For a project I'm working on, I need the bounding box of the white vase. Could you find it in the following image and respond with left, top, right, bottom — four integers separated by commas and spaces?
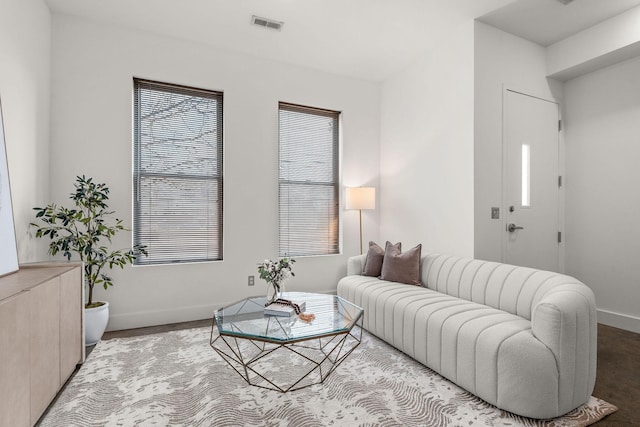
85, 301, 109, 346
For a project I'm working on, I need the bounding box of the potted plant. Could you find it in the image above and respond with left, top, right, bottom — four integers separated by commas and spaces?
31, 175, 147, 345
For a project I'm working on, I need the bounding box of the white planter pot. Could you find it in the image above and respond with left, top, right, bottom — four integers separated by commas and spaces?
85, 301, 109, 346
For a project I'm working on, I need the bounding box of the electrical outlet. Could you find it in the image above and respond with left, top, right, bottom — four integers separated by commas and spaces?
248, 276, 255, 286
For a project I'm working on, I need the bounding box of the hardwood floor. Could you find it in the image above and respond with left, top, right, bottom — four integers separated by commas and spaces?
103, 319, 212, 339
592, 324, 640, 426
93, 321, 639, 425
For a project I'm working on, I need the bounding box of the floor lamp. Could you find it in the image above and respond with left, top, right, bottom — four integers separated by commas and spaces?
345, 187, 376, 254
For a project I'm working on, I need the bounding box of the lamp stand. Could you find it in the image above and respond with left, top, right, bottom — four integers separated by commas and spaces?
345, 186, 375, 255
359, 209, 363, 255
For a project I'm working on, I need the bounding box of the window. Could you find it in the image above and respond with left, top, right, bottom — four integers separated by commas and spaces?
521, 143, 530, 207
133, 79, 223, 265
278, 102, 340, 257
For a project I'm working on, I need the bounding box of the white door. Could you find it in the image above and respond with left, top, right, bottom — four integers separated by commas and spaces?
503, 90, 560, 272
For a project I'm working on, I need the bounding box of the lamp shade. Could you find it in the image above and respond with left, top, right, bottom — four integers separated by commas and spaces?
345, 187, 375, 210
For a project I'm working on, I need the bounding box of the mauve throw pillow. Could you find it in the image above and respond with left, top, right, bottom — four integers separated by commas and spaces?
380, 242, 422, 285
362, 241, 401, 277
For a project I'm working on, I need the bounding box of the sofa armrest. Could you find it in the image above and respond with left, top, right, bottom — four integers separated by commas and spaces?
531, 284, 597, 410
347, 254, 367, 276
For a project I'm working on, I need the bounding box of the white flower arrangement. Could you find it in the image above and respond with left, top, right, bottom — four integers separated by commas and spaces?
257, 257, 296, 295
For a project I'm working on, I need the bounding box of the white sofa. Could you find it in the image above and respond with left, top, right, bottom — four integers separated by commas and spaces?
337, 253, 597, 419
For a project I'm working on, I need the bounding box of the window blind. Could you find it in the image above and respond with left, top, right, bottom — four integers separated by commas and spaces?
133, 79, 223, 265
278, 102, 340, 257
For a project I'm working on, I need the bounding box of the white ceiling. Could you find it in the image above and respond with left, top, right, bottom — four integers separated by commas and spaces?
44, 0, 640, 82
478, 0, 640, 47
43, 0, 512, 82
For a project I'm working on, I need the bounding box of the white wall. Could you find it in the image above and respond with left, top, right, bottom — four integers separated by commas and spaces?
564, 56, 640, 333
379, 21, 475, 257
475, 22, 640, 333
547, 5, 640, 81
0, 0, 51, 262
474, 22, 563, 264
49, 14, 380, 330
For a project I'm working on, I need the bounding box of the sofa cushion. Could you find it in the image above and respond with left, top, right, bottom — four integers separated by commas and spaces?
380, 242, 421, 285
362, 241, 400, 277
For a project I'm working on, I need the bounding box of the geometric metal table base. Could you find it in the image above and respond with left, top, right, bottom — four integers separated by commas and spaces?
210, 320, 363, 392
209, 293, 364, 393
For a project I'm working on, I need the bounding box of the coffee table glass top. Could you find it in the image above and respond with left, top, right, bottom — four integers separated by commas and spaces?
214, 292, 363, 343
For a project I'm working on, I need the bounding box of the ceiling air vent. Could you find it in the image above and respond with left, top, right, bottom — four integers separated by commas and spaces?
251, 15, 284, 31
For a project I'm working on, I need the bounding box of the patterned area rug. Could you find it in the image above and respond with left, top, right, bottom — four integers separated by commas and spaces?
41, 327, 616, 426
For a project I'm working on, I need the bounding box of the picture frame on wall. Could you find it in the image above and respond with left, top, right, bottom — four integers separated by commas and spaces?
0, 99, 19, 277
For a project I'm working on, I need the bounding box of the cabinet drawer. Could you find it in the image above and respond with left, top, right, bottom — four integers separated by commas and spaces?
60, 267, 83, 382
30, 277, 61, 425
0, 291, 31, 427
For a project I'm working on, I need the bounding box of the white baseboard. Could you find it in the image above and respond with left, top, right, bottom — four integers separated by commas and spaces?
106, 303, 216, 332
597, 309, 640, 334
105, 290, 338, 332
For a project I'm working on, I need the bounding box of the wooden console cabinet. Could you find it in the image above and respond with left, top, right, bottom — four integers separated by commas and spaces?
0, 263, 84, 426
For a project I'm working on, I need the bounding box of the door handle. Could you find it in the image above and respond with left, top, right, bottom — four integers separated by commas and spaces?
507, 223, 524, 232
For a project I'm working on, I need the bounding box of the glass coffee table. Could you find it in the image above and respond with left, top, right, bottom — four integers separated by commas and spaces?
210, 292, 363, 392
